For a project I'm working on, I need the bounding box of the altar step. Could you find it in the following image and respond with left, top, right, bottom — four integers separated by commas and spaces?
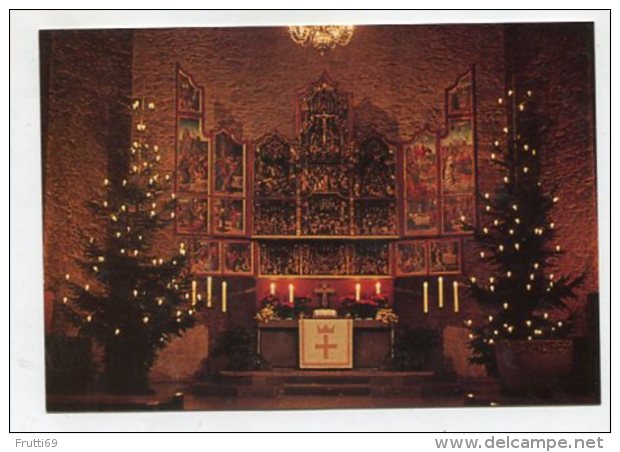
192, 370, 462, 398
283, 383, 371, 396
271, 375, 372, 385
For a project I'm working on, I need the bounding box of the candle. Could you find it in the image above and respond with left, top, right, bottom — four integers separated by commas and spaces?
423, 281, 429, 314
438, 277, 444, 309
269, 282, 276, 296
222, 281, 227, 313
355, 283, 361, 301
191, 280, 197, 306
206, 276, 212, 308
288, 283, 294, 304
375, 282, 381, 295
453, 281, 460, 313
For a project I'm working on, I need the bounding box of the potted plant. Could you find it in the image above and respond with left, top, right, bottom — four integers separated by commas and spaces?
293, 296, 312, 318
355, 298, 380, 319
209, 328, 264, 372
389, 327, 438, 371
465, 87, 582, 393
256, 295, 318, 321
338, 296, 356, 318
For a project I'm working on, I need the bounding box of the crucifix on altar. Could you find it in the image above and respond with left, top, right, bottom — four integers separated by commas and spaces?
314, 283, 335, 309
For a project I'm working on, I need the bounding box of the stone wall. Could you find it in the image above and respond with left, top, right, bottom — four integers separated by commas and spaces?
132, 25, 506, 143
41, 30, 134, 333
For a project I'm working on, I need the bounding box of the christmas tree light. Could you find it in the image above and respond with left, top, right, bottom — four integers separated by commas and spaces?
462, 86, 583, 374
60, 97, 199, 394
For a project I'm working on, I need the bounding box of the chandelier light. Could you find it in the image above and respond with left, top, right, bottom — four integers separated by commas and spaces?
288, 25, 355, 54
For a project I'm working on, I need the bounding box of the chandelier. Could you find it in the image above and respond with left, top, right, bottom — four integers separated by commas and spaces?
288, 25, 355, 54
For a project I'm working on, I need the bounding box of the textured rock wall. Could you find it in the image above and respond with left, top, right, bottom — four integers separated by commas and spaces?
42, 30, 133, 333
132, 24, 506, 150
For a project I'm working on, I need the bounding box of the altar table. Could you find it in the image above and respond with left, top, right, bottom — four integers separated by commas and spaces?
258, 319, 393, 369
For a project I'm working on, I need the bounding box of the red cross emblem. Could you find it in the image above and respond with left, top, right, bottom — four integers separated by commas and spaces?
315, 325, 338, 359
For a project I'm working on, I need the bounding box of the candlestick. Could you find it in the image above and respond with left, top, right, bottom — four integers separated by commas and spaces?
191, 280, 197, 306
355, 283, 361, 301
270, 282, 276, 296
438, 277, 444, 309
288, 283, 294, 304
375, 282, 381, 295
453, 281, 460, 313
222, 281, 227, 313
423, 281, 429, 314
207, 276, 212, 308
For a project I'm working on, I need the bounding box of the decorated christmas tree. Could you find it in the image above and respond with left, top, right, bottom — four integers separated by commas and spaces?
465, 87, 583, 374
61, 98, 198, 393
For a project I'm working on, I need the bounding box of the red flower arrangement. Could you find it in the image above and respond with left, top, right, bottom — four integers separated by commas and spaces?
338, 293, 389, 319
257, 294, 312, 320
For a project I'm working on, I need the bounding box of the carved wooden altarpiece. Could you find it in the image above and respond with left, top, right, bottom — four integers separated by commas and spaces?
174, 67, 476, 280
255, 75, 398, 278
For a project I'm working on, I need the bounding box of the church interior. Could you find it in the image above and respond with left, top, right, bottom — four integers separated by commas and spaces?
41, 23, 601, 411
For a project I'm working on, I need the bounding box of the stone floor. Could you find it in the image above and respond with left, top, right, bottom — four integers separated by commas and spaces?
153, 378, 466, 410
46, 376, 600, 412
183, 395, 464, 410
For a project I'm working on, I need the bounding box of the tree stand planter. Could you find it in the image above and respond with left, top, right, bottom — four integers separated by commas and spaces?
104, 362, 152, 395
495, 339, 573, 394
103, 342, 154, 395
